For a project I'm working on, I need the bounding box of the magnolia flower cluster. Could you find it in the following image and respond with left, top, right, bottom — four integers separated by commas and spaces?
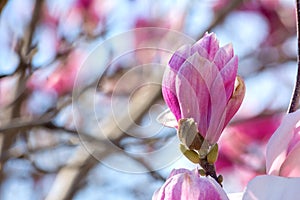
155, 32, 300, 199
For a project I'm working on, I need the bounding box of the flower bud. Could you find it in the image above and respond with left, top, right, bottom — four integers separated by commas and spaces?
179, 144, 200, 164
162, 32, 245, 144
207, 143, 219, 164
152, 168, 229, 200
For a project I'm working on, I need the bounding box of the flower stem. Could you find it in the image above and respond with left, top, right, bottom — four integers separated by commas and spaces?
199, 158, 222, 187
288, 0, 300, 113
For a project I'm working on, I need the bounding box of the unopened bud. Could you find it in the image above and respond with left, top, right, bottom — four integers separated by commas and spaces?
178, 118, 203, 150
217, 175, 223, 184
180, 144, 200, 164
207, 143, 219, 164
198, 169, 206, 176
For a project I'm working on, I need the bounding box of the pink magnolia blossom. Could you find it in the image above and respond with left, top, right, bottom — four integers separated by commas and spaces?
242, 110, 300, 199
161, 33, 245, 144
152, 168, 229, 200
266, 109, 300, 177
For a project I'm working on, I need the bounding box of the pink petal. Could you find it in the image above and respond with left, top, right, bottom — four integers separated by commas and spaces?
175, 53, 212, 135
169, 168, 191, 177
243, 175, 300, 200
181, 175, 229, 200
219, 56, 238, 101
213, 44, 234, 71
162, 68, 182, 120
191, 44, 209, 59
224, 76, 245, 127
204, 177, 229, 200
162, 45, 192, 120
280, 141, 300, 177
266, 109, 300, 175
169, 44, 192, 71
205, 61, 229, 144
192, 33, 219, 61
207, 105, 227, 144
201, 56, 241, 144
153, 169, 229, 200
153, 173, 182, 200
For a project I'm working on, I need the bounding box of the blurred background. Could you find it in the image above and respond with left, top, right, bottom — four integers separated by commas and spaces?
0, 0, 297, 199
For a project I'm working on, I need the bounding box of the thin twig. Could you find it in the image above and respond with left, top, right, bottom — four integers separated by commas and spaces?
122, 151, 166, 181
21, 0, 43, 61
0, 0, 8, 15
0, 98, 72, 133
0, 0, 45, 185
45, 72, 163, 200
288, 0, 300, 113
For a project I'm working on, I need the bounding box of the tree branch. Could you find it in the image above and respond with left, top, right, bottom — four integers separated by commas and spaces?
45, 71, 163, 200
21, 0, 43, 62
288, 0, 300, 113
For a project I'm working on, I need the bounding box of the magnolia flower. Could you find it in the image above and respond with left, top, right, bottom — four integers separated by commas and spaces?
160, 33, 245, 144
243, 109, 300, 200
152, 168, 229, 200
215, 114, 282, 186
266, 109, 300, 177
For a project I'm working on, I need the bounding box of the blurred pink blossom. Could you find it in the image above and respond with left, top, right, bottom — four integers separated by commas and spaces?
74, 0, 103, 30
214, 0, 295, 46
27, 50, 86, 96
216, 114, 282, 172
65, 0, 112, 35
134, 17, 171, 64
152, 168, 229, 200
215, 114, 282, 188
161, 33, 245, 144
